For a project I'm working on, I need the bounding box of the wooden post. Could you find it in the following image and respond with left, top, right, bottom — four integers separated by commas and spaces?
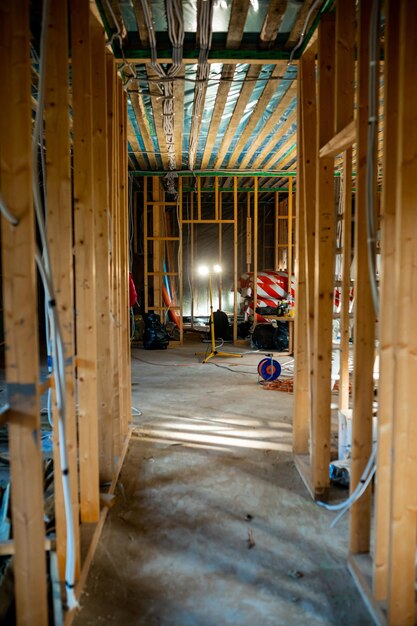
246, 192, 252, 272
335, 0, 355, 413
152, 177, 162, 316
107, 56, 122, 461
350, 0, 376, 553
197, 176, 202, 221
253, 177, 258, 326
274, 192, 279, 270
143, 177, 149, 313
300, 49, 317, 403
233, 177, 238, 342
373, 0, 400, 599
70, 0, 100, 522
338, 151, 352, 413
45, 0, 80, 580
293, 67, 310, 455
90, 14, 113, 482
217, 177, 222, 308
0, 2, 48, 622
287, 178, 293, 278
190, 191, 194, 327
387, 1, 417, 622
311, 13, 336, 499
121, 90, 131, 435
179, 178, 184, 343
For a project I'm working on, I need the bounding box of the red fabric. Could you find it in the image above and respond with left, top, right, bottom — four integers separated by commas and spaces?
129, 273, 137, 307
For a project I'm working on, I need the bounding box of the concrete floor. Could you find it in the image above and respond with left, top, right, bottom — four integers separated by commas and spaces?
74, 340, 372, 626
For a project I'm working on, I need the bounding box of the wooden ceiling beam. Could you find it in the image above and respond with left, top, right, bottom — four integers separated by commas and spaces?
285, 0, 321, 50
214, 64, 261, 167
239, 80, 297, 168
129, 80, 158, 169
251, 109, 296, 169
146, 66, 170, 169
259, 0, 288, 49
259, 120, 296, 171
131, 0, 151, 48
200, 64, 235, 169
226, 62, 287, 168
226, 0, 251, 49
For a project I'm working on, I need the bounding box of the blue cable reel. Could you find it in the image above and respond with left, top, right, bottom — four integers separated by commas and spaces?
257, 356, 281, 382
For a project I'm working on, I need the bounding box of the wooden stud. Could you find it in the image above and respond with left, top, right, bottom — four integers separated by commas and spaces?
293, 58, 310, 456
334, 0, 355, 134
218, 178, 223, 308
247, 193, 252, 271
350, 0, 376, 553
71, 0, 100, 523
253, 177, 258, 326
311, 13, 336, 499
90, 14, 114, 483
152, 177, 163, 316
107, 55, 122, 461
144, 178, 149, 312
334, 0, 355, 415
0, 2, 48, 622
300, 49, 317, 404
233, 177, 238, 342
44, 0, 80, 580
179, 178, 184, 344
274, 192, 279, 270
338, 150, 352, 413
387, 1, 417, 622
373, 0, 400, 601
122, 90, 132, 435
287, 178, 293, 277
197, 177, 202, 221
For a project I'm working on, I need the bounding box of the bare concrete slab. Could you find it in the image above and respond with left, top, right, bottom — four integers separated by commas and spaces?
74, 343, 373, 626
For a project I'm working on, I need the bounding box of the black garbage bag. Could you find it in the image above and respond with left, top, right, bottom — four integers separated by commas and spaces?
237, 320, 252, 339
213, 309, 232, 340
143, 312, 169, 350
273, 322, 289, 351
251, 324, 275, 349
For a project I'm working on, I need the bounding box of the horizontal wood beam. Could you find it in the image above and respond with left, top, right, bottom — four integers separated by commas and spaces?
319, 119, 356, 158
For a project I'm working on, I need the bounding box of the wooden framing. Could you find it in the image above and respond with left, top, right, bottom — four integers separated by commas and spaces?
71, 0, 100, 523
293, 1, 417, 624
44, 0, 80, 580
0, 2, 48, 622
0, 1, 133, 619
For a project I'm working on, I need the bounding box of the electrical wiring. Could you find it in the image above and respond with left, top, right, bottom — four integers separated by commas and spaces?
32, 0, 78, 610
318, 0, 381, 526
0, 192, 19, 226
366, 0, 381, 316
288, 0, 324, 66
140, 0, 185, 175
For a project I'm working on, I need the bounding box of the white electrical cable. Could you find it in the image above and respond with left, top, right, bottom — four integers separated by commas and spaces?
0, 192, 19, 226
288, 0, 324, 66
366, 0, 380, 316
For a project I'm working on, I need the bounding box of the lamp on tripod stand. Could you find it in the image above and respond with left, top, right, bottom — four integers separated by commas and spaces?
196, 264, 242, 363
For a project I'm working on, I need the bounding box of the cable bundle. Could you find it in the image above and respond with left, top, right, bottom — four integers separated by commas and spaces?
140, 0, 185, 174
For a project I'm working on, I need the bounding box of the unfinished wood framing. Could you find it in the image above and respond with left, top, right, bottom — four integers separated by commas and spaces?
311, 13, 336, 499
0, 2, 133, 620
0, 2, 49, 622
44, 0, 80, 580
349, 0, 376, 555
